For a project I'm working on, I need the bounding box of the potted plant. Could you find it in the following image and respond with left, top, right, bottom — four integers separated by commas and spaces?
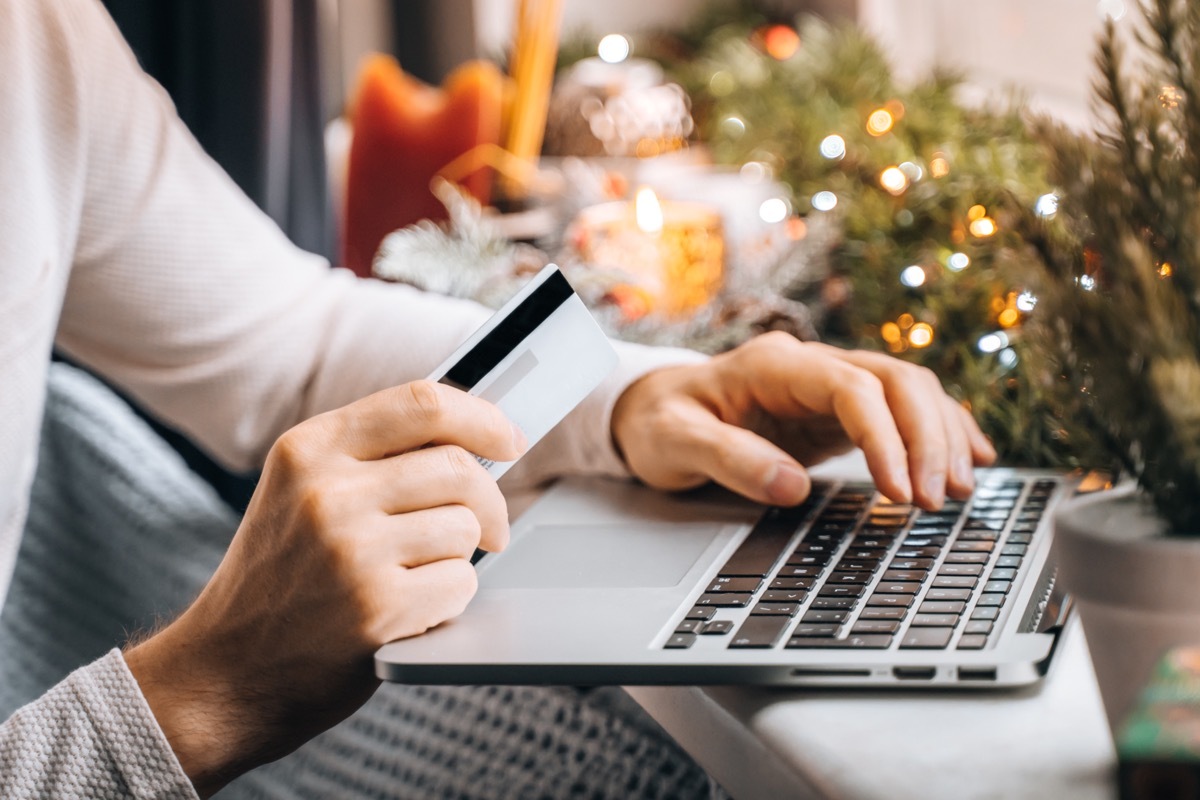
1023, 0, 1200, 731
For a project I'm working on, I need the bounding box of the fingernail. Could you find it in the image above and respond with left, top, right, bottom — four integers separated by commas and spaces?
511, 423, 528, 454
924, 472, 946, 509
953, 455, 974, 488
765, 462, 808, 505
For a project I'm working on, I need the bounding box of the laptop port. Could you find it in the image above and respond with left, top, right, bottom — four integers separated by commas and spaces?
957, 667, 998, 682
892, 666, 937, 680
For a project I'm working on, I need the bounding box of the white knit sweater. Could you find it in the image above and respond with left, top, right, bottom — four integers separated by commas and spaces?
0, 1, 697, 795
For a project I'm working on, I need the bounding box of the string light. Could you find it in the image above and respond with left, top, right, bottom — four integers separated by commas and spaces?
763, 25, 801, 60
898, 161, 923, 182
759, 197, 789, 224
900, 265, 927, 287
1035, 193, 1059, 218
908, 323, 934, 348
881, 322, 901, 344
1098, 0, 1127, 21
1016, 291, 1038, 311
709, 70, 735, 96
812, 191, 838, 211
820, 134, 846, 160
898, 313, 915, 328
867, 108, 895, 136
947, 252, 970, 271
929, 152, 950, 178
1077, 274, 1097, 291
978, 332, 1007, 353
598, 34, 631, 64
720, 115, 746, 137
970, 216, 997, 237
1159, 262, 1174, 277
998, 308, 1019, 328
998, 348, 1019, 369
968, 205, 986, 221
880, 166, 909, 195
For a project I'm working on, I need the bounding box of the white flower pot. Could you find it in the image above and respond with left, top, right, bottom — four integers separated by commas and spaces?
1052, 484, 1200, 733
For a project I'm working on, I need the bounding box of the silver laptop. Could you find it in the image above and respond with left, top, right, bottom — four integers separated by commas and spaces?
376, 468, 1079, 688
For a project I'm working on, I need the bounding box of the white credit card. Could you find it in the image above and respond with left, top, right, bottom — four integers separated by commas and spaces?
427, 265, 619, 479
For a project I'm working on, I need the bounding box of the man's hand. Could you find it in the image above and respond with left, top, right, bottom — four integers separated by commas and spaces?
612, 333, 996, 510
124, 381, 526, 797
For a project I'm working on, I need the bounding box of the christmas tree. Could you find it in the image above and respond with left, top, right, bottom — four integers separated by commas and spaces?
663, 10, 1083, 466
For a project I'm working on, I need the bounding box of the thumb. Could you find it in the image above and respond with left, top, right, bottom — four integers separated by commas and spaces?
677, 409, 812, 506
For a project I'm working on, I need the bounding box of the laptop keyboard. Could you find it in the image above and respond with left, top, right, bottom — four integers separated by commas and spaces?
664, 475, 1057, 652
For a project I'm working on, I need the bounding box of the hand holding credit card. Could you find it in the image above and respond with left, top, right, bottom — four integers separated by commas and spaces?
426, 265, 619, 479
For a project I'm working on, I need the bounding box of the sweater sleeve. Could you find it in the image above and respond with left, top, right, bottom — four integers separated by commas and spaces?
48, 0, 703, 483
0, 650, 197, 799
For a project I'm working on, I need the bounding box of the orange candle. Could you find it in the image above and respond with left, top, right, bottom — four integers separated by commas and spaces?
343, 55, 505, 277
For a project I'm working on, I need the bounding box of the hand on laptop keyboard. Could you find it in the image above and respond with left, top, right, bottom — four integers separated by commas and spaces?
611, 333, 997, 511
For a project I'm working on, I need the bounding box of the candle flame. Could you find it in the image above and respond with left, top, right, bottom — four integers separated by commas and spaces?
635, 187, 664, 233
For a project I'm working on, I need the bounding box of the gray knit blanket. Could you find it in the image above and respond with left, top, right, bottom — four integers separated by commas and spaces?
0, 364, 721, 799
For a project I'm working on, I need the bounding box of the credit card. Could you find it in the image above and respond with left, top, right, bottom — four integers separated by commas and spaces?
426, 265, 619, 479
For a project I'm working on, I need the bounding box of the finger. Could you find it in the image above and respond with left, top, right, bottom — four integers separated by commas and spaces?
818, 349, 952, 508
367, 445, 510, 551
733, 339, 913, 503
379, 558, 478, 643
322, 380, 528, 462
385, 504, 483, 567
954, 401, 998, 465
669, 402, 812, 505
940, 395, 975, 500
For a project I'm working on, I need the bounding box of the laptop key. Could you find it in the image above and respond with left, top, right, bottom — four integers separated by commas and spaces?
675, 620, 703, 634
964, 619, 994, 634
983, 580, 1012, 594
664, 633, 696, 649
827, 571, 873, 585
989, 567, 1018, 581
706, 577, 763, 594
859, 606, 907, 620
911, 613, 960, 627
786, 634, 893, 649
770, 577, 816, 590
751, 603, 801, 616
919, 600, 966, 614
729, 615, 791, 648
695, 592, 753, 607
761, 590, 807, 603
925, 588, 972, 601
970, 606, 1001, 621
811, 596, 858, 610
938, 563, 984, 577
1000, 543, 1029, 557
685, 606, 716, 621
852, 619, 901, 634
875, 581, 922, 595
957, 634, 988, 650
943, 552, 989, 564
889, 558, 935, 570
786, 553, 830, 567
803, 609, 849, 624
866, 593, 914, 608
894, 547, 942, 559
932, 575, 978, 588
700, 620, 734, 635
778, 565, 824, 579
951, 540, 995, 553
994, 555, 1023, 569
819, 584, 866, 598
899, 627, 954, 649
976, 593, 1007, 607
837, 559, 882, 572
791, 623, 841, 637
882, 569, 927, 583
718, 510, 800, 577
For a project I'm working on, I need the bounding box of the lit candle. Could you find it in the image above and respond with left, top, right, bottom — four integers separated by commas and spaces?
342, 55, 505, 277
570, 187, 725, 317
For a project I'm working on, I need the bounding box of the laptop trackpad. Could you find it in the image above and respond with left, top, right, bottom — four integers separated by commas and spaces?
482, 523, 723, 589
